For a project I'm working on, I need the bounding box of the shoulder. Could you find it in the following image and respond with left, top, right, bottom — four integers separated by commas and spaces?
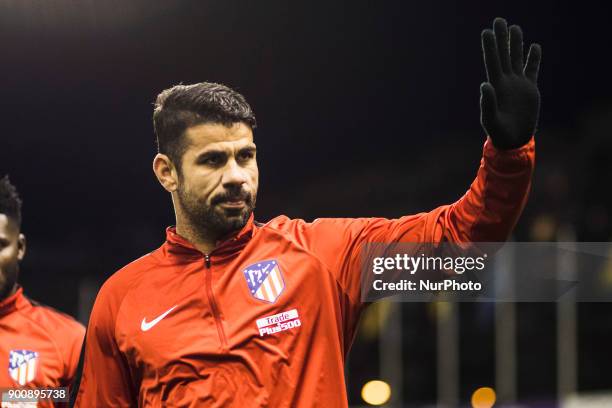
261, 215, 393, 236
257, 216, 323, 242
26, 299, 85, 341
260, 215, 305, 231
90, 249, 162, 325
98, 250, 160, 302
21, 297, 86, 370
261, 215, 362, 232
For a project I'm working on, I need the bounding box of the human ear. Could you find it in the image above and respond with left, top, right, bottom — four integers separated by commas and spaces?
153, 154, 179, 193
17, 233, 26, 261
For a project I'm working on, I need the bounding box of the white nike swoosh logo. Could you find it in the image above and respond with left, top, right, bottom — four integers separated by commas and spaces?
141, 305, 178, 332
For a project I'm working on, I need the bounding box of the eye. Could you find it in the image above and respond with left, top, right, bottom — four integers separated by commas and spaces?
199, 153, 225, 167
238, 149, 255, 162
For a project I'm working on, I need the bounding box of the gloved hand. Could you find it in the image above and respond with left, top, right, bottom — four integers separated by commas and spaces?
480, 18, 542, 150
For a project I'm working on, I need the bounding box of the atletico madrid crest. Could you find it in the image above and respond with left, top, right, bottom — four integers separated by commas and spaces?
8, 350, 38, 386
243, 259, 285, 303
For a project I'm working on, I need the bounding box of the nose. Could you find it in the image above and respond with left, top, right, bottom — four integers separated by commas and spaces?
221, 159, 248, 188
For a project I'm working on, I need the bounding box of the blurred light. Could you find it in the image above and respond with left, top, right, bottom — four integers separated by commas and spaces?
359, 301, 391, 340
529, 214, 557, 241
428, 302, 453, 320
471, 386, 496, 408
601, 246, 612, 287
361, 380, 391, 406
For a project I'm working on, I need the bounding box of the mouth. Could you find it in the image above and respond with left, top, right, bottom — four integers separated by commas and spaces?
217, 199, 246, 209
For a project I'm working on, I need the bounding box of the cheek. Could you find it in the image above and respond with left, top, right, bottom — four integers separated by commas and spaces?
248, 166, 259, 188
182, 171, 219, 196
0, 247, 18, 268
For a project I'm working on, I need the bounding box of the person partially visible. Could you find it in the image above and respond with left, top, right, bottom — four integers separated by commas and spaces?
0, 176, 85, 407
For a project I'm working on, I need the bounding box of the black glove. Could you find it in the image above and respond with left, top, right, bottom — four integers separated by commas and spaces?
480, 18, 542, 150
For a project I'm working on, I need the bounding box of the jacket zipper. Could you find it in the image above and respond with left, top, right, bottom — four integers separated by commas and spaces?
204, 254, 229, 351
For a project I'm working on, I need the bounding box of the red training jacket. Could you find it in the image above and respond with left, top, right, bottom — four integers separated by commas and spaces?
76, 137, 535, 407
0, 286, 85, 407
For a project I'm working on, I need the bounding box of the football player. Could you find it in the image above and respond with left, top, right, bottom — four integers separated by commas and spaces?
76, 17, 540, 407
0, 176, 85, 407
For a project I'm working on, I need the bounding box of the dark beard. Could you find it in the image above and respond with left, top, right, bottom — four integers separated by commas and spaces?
177, 185, 256, 239
0, 261, 19, 302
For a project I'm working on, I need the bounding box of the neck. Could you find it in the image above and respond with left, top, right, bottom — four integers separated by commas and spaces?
0, 283, 18, 303
172, 194, 218, 254
175, 220, 218, 255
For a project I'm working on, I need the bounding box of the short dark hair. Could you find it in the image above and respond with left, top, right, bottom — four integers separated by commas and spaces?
153, 82, 257, 166
0, 175, 22, 228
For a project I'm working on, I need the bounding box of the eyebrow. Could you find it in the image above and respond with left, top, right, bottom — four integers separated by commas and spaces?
238, 145, 257, 154
196, 144, 257, 158
196, 149, 225, 159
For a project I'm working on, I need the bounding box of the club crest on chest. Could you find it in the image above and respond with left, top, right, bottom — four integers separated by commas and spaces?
243, 259, 285, 303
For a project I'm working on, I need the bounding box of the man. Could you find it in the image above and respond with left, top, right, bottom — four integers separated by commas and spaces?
0, 176, 85, 407
76, 18, 540, 407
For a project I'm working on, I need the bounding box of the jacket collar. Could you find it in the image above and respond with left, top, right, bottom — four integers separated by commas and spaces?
164, 213, 256, 258
0, 285, 30, 318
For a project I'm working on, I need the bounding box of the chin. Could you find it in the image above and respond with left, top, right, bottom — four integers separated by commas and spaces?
226, 212, 250, 226
215, 209, 250, 229
218, 205, 250, 219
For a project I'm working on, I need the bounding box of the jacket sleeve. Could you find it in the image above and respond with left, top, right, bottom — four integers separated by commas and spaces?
61, 321, 85, 388
294, 137, 535, 338
74, 281, 137, 407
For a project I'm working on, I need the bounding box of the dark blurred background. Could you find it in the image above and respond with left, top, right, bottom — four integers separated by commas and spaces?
0, 1, 610, 406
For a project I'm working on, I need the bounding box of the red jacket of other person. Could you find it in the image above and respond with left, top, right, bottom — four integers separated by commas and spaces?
0, 286, 85, 408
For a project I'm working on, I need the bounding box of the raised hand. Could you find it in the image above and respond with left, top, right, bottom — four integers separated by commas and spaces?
480, 18, 541, 150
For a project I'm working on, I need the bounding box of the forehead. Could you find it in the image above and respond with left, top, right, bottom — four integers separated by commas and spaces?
0, 214, 18, 239
183, 122, 254, 152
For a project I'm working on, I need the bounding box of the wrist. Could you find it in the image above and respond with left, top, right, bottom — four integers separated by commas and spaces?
485, 135, 535, 161
489, 134, 534, 150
